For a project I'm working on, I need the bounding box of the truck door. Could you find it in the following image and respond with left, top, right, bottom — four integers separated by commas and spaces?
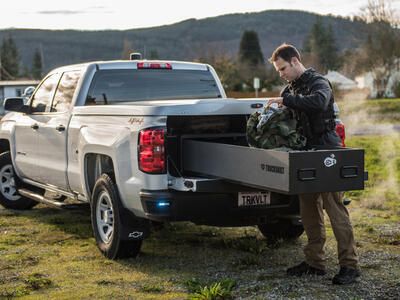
14, 71, 81, 190
13, 73, 61, 183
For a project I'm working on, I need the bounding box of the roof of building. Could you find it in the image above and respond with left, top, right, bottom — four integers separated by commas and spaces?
325, 71, 357, 88
0, 80, 40, 87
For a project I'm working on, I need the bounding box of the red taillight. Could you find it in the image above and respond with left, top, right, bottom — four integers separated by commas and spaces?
138, 128, 166, 173
137, 62, 172, 69
335, 123, 346, 147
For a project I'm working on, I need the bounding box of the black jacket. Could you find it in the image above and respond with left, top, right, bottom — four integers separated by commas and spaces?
281, 68, 341, 148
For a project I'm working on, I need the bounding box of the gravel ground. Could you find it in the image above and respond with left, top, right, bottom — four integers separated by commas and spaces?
144, 222, 400, 300
232, 249, 400, 299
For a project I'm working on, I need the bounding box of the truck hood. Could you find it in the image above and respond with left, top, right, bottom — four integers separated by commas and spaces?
72, 98, 267, 116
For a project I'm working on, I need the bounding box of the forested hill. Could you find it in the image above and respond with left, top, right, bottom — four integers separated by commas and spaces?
0, 10, 371, 73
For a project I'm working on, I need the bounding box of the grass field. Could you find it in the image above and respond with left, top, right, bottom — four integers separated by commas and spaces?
339, 96, 400, 124
366, 98, 400, 122
1, 98, 400, 299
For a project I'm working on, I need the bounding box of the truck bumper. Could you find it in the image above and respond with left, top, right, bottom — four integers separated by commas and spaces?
140, 189, 300, 226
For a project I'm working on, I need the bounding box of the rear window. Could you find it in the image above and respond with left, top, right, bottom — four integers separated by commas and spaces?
86, 69, 221, 105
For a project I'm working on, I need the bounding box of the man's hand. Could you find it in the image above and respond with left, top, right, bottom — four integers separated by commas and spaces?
267, 97, 284, 107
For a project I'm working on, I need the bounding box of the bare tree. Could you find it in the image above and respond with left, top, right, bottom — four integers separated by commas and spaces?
358, 0, 400, 97
360, 0, 399, 27
121, 39, 135, 60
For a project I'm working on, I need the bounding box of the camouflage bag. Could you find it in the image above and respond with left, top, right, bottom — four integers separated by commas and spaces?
246, 106, 307, 150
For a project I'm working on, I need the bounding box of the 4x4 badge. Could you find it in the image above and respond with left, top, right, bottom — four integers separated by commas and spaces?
324, 154, 337, 167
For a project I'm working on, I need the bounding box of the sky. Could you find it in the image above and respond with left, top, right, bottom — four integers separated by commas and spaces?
2, 0, 400, 30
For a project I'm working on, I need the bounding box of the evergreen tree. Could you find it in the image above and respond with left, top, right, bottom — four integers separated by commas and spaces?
0, 35, 20, 79
303, 17, 324, 54
303, 18, 340, 72
236, 30, 267, 91
321, 25, 341, 71
238, 30, 264, 66
31, 49, 43, 80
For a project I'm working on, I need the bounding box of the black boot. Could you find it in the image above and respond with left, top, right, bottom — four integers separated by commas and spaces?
287, 261, 326, 276
332, 266, 361, 285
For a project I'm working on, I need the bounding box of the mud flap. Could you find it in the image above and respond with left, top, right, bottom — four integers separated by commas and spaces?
118, 203, 151, 241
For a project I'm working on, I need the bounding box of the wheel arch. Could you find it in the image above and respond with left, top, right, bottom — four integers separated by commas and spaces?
0, 139, 10, 154
84, 153, 115, 201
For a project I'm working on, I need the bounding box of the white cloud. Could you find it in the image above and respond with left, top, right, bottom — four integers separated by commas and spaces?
37, 10, 86, 15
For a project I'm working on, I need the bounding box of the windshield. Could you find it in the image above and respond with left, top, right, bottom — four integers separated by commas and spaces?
86, 69, 222, 105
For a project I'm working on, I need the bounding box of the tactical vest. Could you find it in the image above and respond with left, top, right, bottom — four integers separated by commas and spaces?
247, 107, 307, 150
289, 74, 336, 144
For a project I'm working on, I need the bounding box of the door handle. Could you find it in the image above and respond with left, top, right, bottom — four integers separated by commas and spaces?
56, 125, 66, 132
31, 123, 39, 130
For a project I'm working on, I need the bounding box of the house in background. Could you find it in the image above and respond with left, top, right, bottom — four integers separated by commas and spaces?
0, 80, 39, 117
324, 71, 357, 90
0, 80, 39, 101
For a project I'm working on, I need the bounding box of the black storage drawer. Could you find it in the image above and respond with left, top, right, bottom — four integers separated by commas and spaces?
183, 140, 365, 194
288, 148, 365, 194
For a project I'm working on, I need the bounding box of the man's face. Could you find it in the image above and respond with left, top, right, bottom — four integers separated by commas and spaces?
273, 57, 298, 82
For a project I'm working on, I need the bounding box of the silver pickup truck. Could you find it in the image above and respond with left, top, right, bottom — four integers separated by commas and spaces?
0, 59, 365, 259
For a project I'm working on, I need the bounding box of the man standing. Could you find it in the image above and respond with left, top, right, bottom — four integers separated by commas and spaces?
267, 43, 360, 285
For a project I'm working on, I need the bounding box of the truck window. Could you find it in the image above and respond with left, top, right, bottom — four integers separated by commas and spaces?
30, 74, 60, 113
86, 69, 221, 105
51, 70, 81, 112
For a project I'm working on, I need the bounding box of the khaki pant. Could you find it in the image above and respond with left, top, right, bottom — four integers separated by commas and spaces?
299, 192, 358, 270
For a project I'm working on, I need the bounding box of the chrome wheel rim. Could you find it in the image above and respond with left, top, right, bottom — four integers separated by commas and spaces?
0, 164, 20, 201
96, 191, 114, 243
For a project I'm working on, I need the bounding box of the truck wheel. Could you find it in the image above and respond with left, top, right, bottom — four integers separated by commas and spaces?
0, 151, 37, 210
91, 174, 142, 259
258, 219, 304, 243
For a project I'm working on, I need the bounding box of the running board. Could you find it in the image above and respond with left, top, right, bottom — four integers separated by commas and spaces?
18, 188, 88, 210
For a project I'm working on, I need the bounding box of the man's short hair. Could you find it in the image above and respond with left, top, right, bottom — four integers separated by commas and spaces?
269, 43, 301, 63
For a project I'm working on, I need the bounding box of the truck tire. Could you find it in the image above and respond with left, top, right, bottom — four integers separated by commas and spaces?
91, 174, 142, 259
258, 219, 304, 243
0, 151, 38, 210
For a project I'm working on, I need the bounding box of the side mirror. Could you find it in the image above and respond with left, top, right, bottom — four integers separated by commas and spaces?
4, 97, 25, 112
22, 86, 35, 99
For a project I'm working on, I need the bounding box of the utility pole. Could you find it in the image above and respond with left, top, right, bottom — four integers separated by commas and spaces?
253, 77, 260, 98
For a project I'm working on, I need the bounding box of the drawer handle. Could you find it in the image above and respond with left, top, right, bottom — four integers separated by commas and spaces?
298, 168, 316, 181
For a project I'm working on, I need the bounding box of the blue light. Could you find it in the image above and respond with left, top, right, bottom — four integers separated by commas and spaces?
157, 201, 170, 207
